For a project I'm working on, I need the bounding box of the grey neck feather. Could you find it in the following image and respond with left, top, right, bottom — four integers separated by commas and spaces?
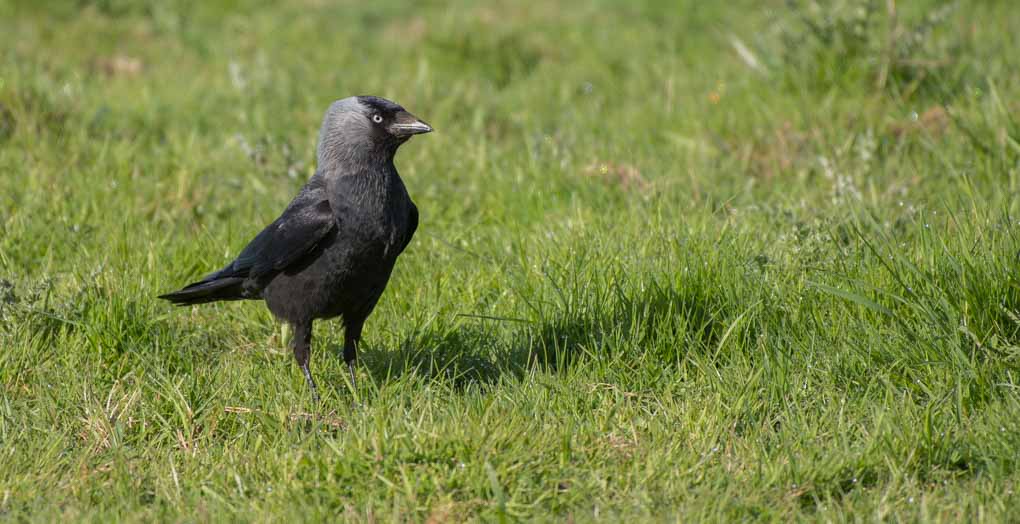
315, 99, 396, 174
313, 100, 404, 214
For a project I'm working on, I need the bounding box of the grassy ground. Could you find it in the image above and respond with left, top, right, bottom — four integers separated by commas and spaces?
2, 0, 1020, 521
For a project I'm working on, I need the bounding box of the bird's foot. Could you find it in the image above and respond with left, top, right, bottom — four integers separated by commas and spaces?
301, 365, 319, 404
346, 360, 358, 391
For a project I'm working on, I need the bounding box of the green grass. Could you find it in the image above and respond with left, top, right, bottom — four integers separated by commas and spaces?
2, 0, 1020, 520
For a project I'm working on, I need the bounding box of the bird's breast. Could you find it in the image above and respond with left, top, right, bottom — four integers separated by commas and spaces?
326, 169, 411, 256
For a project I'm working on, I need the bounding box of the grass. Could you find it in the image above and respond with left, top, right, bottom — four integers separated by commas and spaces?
2, 0, 1020, 520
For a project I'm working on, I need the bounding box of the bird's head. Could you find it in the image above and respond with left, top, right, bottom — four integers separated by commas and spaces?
317, 96, 432, 166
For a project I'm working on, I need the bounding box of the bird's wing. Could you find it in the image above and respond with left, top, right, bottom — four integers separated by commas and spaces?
398, 202, 418, 255
224, 195, 336, 280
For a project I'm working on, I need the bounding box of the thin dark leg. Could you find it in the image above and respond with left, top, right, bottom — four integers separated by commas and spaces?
291, 322, 318, 403
343, 321, 363, 390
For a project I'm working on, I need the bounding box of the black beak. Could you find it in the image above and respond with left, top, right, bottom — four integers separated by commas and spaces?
389, 110, 433, 137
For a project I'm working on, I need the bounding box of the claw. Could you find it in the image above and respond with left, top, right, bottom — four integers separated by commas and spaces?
302, 364, 319, 403
347, 359, 357, 391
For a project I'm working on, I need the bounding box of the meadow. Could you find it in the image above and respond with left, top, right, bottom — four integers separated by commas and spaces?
2, 0, 1020, 520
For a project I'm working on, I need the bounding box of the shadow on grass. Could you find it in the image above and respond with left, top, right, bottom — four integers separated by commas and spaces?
356, 280, 744, 389
522, 280, 737, 372
359, 324, 514, 388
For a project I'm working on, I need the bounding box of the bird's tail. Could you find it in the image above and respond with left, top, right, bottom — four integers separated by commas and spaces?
158, 275, 248, 306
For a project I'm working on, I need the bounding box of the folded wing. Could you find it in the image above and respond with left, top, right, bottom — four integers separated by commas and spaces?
159, 189, 336, 305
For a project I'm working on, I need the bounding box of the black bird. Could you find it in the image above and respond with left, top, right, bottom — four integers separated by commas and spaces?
159, 96, 432, 400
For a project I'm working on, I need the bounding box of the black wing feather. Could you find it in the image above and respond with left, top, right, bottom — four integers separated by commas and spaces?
159, 186, 335, 305
398, 202, 418, 255
229, 198, 335, 278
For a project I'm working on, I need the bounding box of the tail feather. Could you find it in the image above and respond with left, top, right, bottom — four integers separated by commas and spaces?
158, 276, 247, 306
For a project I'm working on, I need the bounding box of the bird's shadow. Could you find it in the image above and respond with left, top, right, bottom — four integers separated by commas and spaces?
357, 323, 516, 389
350, 282, 736, 390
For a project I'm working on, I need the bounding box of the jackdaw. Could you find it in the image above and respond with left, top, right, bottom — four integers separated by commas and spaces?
159, 96, 432, 401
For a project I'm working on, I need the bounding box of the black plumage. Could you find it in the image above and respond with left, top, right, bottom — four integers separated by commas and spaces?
159, 96, 432, 400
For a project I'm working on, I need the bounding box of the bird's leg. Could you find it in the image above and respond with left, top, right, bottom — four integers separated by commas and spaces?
291, 322, 318, 403
342, 322, 363, 390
